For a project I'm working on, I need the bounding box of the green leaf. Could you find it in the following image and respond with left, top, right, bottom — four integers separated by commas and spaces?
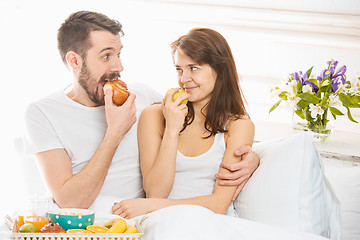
348, 95, 360, 108
339, 93, 355, 107
318, 86, 328, 94
279, 91, 288, 100
331, 112, 337, 120
269, 99, 282, 113
299, 92, 320, 104
329, 107, 344, 116
345, 107, 359, 123
351, 95, 360, 105
306, 66, 314, 77
295, 109, 305, 119
297, 99, 309, 110
296, 81, 302, 93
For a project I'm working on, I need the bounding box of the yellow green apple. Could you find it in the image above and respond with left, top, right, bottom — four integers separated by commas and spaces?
165, 88, 188, 105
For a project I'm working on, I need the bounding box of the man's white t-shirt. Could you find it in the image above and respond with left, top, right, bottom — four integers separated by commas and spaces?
23, 82, 162, 211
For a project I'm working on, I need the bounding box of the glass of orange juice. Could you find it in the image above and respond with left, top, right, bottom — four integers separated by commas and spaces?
21, 196, 50, 230
24, 216, 49, 231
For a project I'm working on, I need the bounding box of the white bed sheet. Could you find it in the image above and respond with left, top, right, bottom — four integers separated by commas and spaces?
139, 205, 328, 240
0, 202, 329, 240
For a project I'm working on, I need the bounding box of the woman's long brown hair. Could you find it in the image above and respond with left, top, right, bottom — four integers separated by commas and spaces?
171, 28, 249, 138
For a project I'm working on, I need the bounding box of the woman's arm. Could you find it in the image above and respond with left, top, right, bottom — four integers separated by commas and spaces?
137, 105, 177, 198
216, 146, 260, 200
138, 90, 188, 198
115, 118, 255, 218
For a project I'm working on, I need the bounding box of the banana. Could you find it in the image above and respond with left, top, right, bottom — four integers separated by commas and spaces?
106, 218, 127, 233
124, 225, 137, 233
103, 218, 123, 229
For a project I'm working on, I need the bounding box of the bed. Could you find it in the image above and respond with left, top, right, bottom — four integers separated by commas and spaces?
8, 133, 360, 240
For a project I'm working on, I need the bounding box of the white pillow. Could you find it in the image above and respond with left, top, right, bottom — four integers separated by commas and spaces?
14, 138, 48, 197
234, 132, 341, 240
323, 157, 360, 240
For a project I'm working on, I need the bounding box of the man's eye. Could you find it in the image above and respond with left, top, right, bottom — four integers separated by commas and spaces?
117, 53, 121, 58
176, 68, 183, 73
190, 67, 198, 71
103, 54, 109, 60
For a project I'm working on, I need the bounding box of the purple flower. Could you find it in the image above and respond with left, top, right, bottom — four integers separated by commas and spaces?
305, 81, 319, 92
317, 60, 347, 92
291, 71, 306, 84
327, 60, 338, 68
290, 71, 319, 92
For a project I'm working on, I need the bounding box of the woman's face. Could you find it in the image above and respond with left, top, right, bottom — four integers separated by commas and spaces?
174, 49, 217, 106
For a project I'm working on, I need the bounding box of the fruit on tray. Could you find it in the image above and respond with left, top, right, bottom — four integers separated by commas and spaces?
103, 218, 123, 228
24, 216, 48, 231
124, 225, 138, 233
12, 212, 139, 235
17, 215, 24, 228
67, 229, 92, 233
107, 218, 127, 233
86, 225, 109, 233
19, 223, 39, 233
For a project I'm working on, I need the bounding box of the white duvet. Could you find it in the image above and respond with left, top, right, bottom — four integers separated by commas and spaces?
0, 201, 328, 240
139, 205, 328, 240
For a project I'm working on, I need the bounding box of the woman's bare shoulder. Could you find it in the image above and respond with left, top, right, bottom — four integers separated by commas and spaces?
140, 103, 163, 118
139, 103, 164, 130
227, 116, 254, 130
225, 117, 255, 145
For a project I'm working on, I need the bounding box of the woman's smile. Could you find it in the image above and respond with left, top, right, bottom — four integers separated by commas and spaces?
184, 86, 198, 93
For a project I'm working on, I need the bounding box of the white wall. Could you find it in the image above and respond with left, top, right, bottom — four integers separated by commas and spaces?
1, 0, 359, 215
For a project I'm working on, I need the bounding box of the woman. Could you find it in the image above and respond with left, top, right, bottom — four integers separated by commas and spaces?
112, 28, 254, 218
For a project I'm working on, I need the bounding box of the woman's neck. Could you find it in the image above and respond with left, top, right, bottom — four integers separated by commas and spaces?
191, 102, 208, 125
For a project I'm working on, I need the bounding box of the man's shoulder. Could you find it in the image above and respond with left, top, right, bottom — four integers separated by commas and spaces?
128, 82, 160, 95
128, 82, 163, 105
25, 90, 67, 115
28, 90, 65, 106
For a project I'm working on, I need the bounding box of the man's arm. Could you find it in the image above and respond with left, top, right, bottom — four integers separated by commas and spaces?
215, 146, 260, 200
35, 89, 136, 208
36, 135, 121, 208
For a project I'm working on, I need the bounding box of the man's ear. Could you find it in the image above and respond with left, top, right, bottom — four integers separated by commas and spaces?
66, 51, 83, 72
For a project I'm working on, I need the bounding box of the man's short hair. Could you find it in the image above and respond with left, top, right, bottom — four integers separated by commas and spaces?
57, 11, 124, 65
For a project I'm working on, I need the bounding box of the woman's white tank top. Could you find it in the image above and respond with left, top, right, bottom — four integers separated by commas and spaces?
167, 132, 237, 217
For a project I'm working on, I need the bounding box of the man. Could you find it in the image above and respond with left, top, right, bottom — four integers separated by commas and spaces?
23, 11, 259, 212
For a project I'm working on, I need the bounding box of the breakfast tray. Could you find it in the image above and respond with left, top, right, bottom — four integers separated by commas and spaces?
12, 222, 143, 240
12, 232, 142, 240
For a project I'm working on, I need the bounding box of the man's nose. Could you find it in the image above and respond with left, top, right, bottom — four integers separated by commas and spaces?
110, 57, 124, 72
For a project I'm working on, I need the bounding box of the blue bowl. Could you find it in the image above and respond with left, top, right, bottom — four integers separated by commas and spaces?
47, 208, 95, 230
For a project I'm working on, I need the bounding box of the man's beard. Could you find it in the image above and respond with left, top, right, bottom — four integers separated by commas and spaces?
78, 61, 120, 106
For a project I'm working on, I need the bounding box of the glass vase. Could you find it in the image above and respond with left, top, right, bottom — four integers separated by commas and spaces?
292, 109, 334, 141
